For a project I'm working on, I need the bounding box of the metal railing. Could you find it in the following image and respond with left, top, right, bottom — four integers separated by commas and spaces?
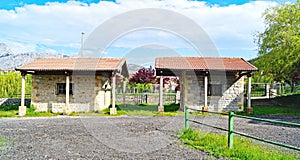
185, 107, 300, 151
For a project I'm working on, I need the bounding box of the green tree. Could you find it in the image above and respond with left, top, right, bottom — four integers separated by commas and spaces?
0, 72, 31, 98
255, 1, 300, 92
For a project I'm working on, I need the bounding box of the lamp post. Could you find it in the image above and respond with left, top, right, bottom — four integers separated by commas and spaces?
80, 32, 84, 57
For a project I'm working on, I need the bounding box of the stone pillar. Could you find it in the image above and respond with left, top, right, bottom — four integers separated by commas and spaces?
158, 75, 164, 113
123, 78, 126, 107
204, 75, 208, 106
180, 71, 186, 111
265, 83, 270, 97
247, 74, 252, 114
19, 72, 26, 116
63, 74, 71, 115
203, 74, 208, 111
110, 73, 117, 115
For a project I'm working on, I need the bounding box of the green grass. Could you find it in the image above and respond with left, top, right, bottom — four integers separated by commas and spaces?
0, 105, 19, 117
271, 94, 300, 108
0, 110, 18, 117
119, 103, 182, 116
0, 137, 7, 151
180, 129, 299, 160
81, 103, 182, 116
25, 106, 60, 117
0, 105, 60, 118
250, 105, 300, 116
238, 94, 300, 116
69, 112, 80, 116
0, 103, 182, 117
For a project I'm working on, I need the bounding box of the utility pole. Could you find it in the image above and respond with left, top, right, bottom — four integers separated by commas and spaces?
80, 32, 84, 57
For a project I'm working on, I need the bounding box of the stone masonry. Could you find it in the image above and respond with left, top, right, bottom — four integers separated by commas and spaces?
31, 73, 112, 113
181, 72, 244, 112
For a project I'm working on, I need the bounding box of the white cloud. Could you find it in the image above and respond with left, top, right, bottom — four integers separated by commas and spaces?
0, 0, 278, 59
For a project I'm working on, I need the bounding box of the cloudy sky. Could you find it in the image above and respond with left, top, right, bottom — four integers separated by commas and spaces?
0, 0, 295, 61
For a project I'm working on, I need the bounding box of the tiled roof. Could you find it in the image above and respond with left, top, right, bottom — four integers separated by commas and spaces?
16, 58, 126, 72
155, 57, 257, 71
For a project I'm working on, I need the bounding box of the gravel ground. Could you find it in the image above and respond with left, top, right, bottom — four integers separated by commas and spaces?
0, 115, 299, 159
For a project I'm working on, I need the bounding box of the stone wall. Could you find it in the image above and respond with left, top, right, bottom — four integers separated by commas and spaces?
115, 93, 177, 105
31, 73, 112, 113
181, 72, 244, 112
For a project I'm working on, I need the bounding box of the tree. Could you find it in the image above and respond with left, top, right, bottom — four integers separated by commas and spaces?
255, 1, 300, 92
129, 67, 156, 84
0, 72, 31, 98
129, 67, 156, 92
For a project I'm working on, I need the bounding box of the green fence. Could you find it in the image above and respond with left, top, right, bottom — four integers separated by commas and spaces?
185, 107, 300, 151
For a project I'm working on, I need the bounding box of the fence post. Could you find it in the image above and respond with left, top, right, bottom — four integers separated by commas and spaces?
228, 111, 234, 149
185, 106, 189, 130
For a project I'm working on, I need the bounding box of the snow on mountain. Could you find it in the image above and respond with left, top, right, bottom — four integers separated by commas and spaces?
0, 43, 68, 69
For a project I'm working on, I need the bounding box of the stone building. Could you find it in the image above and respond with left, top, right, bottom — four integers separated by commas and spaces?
155, 57, 258, 112
16, 58, 129, 115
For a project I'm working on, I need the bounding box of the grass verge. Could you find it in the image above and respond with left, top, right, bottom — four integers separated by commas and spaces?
251, 105, 300, 116
0, 103, 182, 117
180, 129, 299, 160
237, 105, 300, 116
0, 105, 60, 118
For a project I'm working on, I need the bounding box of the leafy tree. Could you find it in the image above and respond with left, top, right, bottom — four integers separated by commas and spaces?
255, 1, 300, 92
129, 67, 156, 84
0, 72, 31, 98
129, 67, 156, 92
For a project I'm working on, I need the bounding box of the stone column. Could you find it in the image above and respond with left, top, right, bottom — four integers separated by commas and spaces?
204, 75, 208, 107
19, 72, 26, 116
203, 74, 208, 111
110, 73, 117, 115
63, 74, 71, 115
180, 71, 186, 111
247, 74, 252, 114
122, 78, 126, 107
265, 83, 270, 98
158, 75, 164, 113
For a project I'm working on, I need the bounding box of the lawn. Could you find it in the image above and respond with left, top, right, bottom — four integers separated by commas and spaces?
251, 105, 300, 116
180, 129, 299, 160
94, 103, 183, 116
241, 94, 300, 116
0, 103, 182, 118
0, 105, 60, 118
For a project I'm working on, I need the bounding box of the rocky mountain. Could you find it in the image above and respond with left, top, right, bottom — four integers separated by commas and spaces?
0, 43, 67, 69
127, 64, 144, 73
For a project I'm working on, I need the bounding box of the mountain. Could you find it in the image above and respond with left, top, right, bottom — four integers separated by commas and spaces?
127, 64, 144, 73
0, 43, 12, 58
0, 43, 67, 69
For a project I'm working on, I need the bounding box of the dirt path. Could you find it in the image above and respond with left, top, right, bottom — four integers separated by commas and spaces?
0, 115, 299, 159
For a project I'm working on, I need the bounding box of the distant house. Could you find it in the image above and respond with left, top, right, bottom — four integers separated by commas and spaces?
155, 57, 258, 112
16, 58, 129, 115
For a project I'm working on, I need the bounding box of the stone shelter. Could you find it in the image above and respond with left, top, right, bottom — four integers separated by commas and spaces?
155, 57, 258, 112
16, 58, 129, 115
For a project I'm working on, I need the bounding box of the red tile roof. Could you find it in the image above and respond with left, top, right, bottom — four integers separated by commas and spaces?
16, 58, 127, 72
155, 57, 257, 71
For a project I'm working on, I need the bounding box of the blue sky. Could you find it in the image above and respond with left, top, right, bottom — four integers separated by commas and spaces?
0, 0, 295, 63
0, 0, 256, 10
